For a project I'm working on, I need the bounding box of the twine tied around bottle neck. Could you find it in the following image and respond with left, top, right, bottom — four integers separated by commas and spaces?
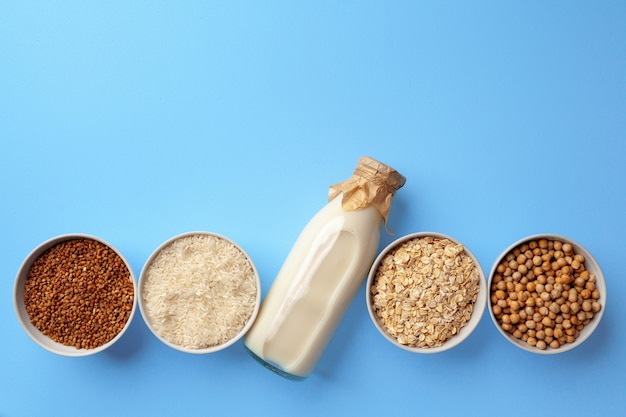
328, 156, 406, 233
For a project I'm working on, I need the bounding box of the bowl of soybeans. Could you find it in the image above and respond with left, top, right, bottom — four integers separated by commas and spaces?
13, 234, 137, 356
488, 234, 605, 354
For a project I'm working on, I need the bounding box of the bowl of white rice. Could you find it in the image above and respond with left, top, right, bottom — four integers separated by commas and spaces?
138, 231, 261, 354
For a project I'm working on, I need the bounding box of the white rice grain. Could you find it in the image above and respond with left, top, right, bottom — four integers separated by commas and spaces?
142, 234, 257, 349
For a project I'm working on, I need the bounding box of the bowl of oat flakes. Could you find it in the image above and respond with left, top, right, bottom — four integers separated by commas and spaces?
13, 234, 137, 357
366, 232, 487, 353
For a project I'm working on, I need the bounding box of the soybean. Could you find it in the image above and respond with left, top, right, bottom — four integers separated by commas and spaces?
490, 238, 602, 350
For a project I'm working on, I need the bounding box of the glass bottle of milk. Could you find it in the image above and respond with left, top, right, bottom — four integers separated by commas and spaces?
244, 156, 405, 380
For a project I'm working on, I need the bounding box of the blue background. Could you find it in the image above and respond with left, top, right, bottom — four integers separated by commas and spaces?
2, 1, 625, 416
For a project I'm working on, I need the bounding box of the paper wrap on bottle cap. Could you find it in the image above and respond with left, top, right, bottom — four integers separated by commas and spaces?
328, 156, 406, 230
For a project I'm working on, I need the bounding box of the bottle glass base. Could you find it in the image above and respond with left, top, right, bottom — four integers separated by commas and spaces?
244, 345, 307, 382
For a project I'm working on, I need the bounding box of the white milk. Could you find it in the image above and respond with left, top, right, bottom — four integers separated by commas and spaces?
244, 156, 405, 380
244, 194, 383, 379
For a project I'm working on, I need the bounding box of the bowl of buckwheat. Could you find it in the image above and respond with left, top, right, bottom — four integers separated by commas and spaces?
13, 234, 137, 356
487, 234, 605, 354
366, 232, 487, 354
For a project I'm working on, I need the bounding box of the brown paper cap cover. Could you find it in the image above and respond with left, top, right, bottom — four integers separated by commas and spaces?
328, 156, 406, 227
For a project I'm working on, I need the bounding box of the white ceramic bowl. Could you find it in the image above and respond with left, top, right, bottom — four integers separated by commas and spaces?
366, 232, 487, 354
487, 234, 606, 354
13, 234, 137, 357
138, 231, 262, 354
